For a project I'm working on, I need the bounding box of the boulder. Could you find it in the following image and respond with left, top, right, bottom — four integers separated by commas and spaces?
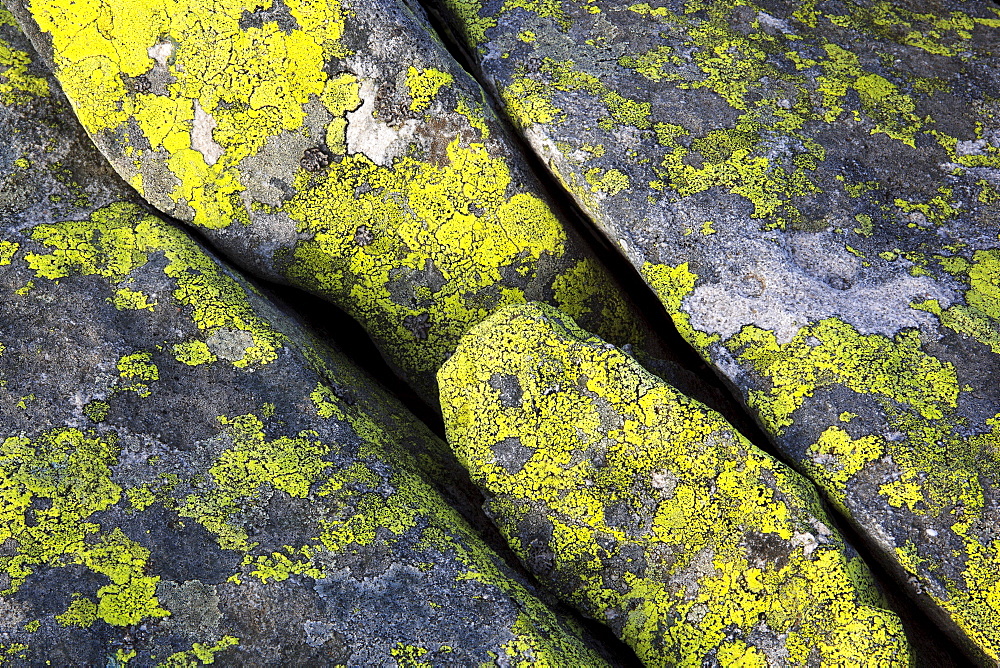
5, 0, 664, 404
0, 15, 611, 664
429, 0, 1000, 659
438, 302, 911, 666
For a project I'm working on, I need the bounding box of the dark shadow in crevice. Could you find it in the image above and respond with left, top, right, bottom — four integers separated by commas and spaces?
416, 0, 777, 455
410, 4, 984, 665
151, 205, 641, 666
823, 503, 975, 668
231, 274, 646, 667
259, 279, 446, 438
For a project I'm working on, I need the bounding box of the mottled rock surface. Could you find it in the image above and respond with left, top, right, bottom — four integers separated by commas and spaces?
431, 0, 1000, 659
439, 302, 911, 666
0, 15, 611, 665
5, 0, 665, 404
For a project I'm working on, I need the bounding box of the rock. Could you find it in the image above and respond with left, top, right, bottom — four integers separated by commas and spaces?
5, 0, 665, 404
428, 0, 1000, 659
438, 302, 911, 666
0, 15, 611, 664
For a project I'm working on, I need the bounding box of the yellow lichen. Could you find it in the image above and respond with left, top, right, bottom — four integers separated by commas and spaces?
439, 302, 909, 666
25, 202, 285, 368
0, 428, 169, 626
405, 67, 454, 112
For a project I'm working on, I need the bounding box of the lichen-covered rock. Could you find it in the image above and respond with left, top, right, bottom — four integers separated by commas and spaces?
4, 0, 661, 404
438, 302, 911, 667
0, 15, 611, 664
430, 0, 1000, 659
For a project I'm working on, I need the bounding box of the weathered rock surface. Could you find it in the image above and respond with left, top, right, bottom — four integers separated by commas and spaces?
431, 0, 1000, 660
438, 302, 911, 666
5, 0, 667, 405
0, 15, 611, 665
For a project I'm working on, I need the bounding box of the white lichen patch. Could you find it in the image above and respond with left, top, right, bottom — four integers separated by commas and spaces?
685, 230, 958, 342
207, 328, 256, 362
191, 100, 223, 166
345, 81, 419, 166
147, 40, 174, 68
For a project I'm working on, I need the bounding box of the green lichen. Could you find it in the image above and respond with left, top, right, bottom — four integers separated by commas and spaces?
439, 302, 910, 666
448, 0, 1000, 242
27, 0, 348, 229
155, 636, 239, 667
149, 407, 604, 665
728, 318, 959, 432
0, 241, 19, 266
83, 400, 110, 423
583, 167, 629, 196
112, 288, 157, 312
913, 249, 1000, 360
640, 262, 718, 354
280, 135, 642, 396
172, 340, 218, 366
0, 428, 169, 626
437, 0, 496, 47
178, 413, 334, 551
25, 202, 285, 368
728, 309, 1000, 658
0, 25, 49, 105
503, 0, 571, 29
0, 644, 29, 665
804, 427, 883, 498
118, 352, 160, 381
405, 67, 453, 112
653, 117, 822, 228
391, 642, 432, 667
24, 0, 650, 404
827, 1, 1000, 57
55, 595, 99, 628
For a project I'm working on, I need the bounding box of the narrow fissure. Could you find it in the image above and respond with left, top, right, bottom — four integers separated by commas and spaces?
414, 0, 779, 452
163, 209, 643, 665
230, 267, 647, 667
410, 2, 981, 664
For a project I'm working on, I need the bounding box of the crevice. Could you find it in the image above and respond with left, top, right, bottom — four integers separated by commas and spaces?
410, 3, 983, 664
822, 501, 975, 668
225, 271, 646, 667
416, 0, 777, 453
153, 206, 641, 664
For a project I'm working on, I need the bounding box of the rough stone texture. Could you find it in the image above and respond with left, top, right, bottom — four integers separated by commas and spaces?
0, 15, 610, 665
430, 0, 1000, 660
4, 0, 666, 404
438, 302, 911, 667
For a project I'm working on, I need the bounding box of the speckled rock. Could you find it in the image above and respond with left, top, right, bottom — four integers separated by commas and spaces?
4, 0, 664, 405
0, 15, 611, 665
430, 0, 1000, 660
438, 302, 911, 667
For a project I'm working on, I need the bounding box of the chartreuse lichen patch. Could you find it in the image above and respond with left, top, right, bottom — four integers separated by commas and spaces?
438, 303, 910, 666
23, 0, 348, 229
24, 201, 284, 368
281, 134, 642, 399
0, 402, 607, 664
430, 0, 1000, 658
914, 249, 1000, 354
406, 67, 453, 111
0, 9, 48, 105
1, 141, 607, 662
439, 0, 1000, 229
16, 0, 652, 403
0, 428, 169, 627
728, 310, 1000, 661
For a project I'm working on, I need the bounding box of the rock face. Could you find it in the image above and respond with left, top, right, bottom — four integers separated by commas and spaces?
5, 0, 664, 404
438, 302, 911, 666
430, 0, 1000, 659
0, 15, 611, 665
